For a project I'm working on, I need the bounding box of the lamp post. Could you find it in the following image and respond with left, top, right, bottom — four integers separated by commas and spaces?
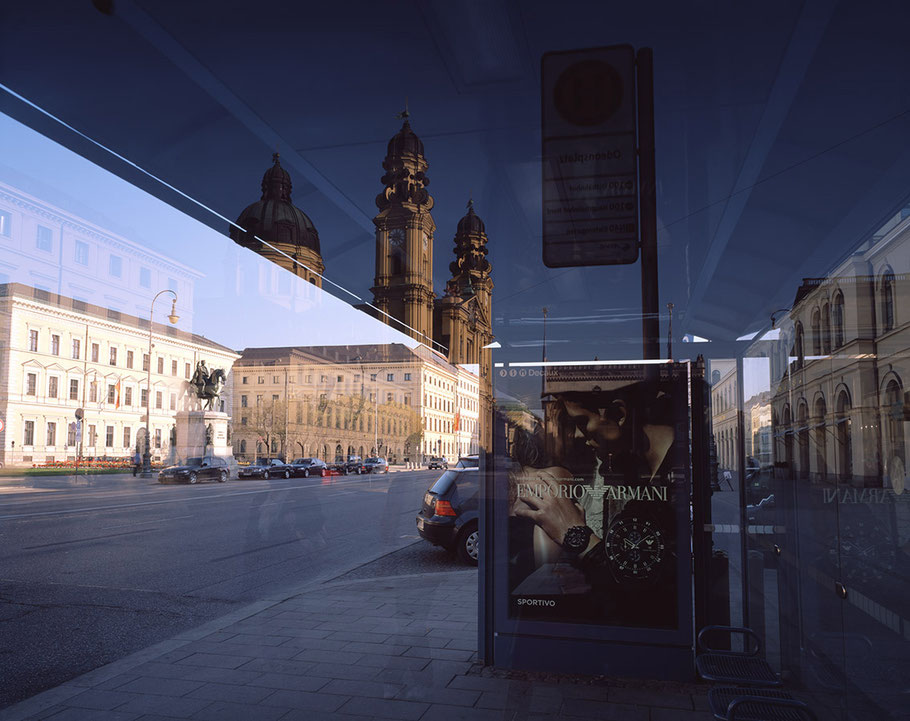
142, 290, 179, 477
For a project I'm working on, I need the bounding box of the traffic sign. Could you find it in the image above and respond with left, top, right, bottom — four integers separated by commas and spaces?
0, 418, 4, 433
541, 45, 639, 267
75, 407, 84, 420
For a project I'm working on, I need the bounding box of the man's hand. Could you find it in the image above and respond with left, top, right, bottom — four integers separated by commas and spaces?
513, 474, 586, 547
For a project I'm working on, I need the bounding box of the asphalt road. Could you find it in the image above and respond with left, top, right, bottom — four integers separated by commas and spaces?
0, 468, 467, 708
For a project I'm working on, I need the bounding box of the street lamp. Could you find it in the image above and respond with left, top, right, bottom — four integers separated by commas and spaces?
142, 290, 179, 477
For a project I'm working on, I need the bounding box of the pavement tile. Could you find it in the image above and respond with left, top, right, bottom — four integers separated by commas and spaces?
274, 711, 373, 721
189, 700, 289, 721
608, 688, 693, 710
319, 678, 402, 699
57, 689, 137, 711
245, 671, 330, 692
273, 627, 333, 639
198, 631, 237, 643
341, 640, 409, 656
183, 640, 299, 660
372, 667, 452, 686
403, 646, 475, 662
36, 710, 141, 721
92, 673, 144, 691
113, 693, 213, 718
355, 654, 431, 670
126, 662, 262, 686
560, 697, 649, 721
394, 684, 481, 707
112, 677, 205, 697
305, 661, 383, 682
447, 674, 527, 693
554, 683, 611, 701
260, 689, 349, 712
337, 696, 429, 720
239, 654, 318, 674
223, 632, 291, 646
291, 648, 363, 665
383, 634, 454, 649
276, 636, 343, 651
325, 629, 392, 643
443, 637, 478, 651
175, 653, 252, 670
423, 659, 475, 677
185, 681, 274, 704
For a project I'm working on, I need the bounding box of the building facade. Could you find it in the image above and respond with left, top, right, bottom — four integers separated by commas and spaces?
231, 343, 479, 463
0, 283, 238, 467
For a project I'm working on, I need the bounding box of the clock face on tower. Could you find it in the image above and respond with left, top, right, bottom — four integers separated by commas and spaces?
389, 228, 405, 248
605, 513, 666, 583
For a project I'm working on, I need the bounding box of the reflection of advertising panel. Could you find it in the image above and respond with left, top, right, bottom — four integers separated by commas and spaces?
501, 363, 690, 629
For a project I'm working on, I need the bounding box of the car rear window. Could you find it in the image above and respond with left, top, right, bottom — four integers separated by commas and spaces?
430, 470, 459, 494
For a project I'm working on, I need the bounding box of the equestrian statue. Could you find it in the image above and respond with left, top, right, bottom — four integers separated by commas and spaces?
189, 360, 226, 411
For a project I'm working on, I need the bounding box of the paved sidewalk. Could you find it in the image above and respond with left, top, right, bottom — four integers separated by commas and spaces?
2, 570, 712, 721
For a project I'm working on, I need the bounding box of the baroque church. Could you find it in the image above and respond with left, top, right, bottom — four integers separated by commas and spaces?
230, 114, 494, 448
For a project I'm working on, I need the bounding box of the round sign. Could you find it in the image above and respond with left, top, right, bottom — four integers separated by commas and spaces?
553, 59, 623, 127
0, 418, 4, 433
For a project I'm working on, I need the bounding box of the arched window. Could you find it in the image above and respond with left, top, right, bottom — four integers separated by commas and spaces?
797, 402, 809, 480
814, 396, 827, 481
811, 308, 821, 356
239, 439, 247, 456
836, 391, 852, 481
822, 303, 831, 354
335, 443, 343, 459
794, 322, 804, 368
885, 378, 905, 480
832, 292, 845, 348
881, 269, 895, 333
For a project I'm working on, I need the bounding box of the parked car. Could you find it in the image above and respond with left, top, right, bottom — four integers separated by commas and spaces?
289, 457, 327, 478
343, 455, 365, 474
427, 456, 448, 470
416, 456, 480, 565
363, 457, 388, 473
238, 457, 292, 479
158, 456, 230, 484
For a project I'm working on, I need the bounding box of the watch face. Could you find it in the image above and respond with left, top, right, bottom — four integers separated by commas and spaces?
389, 229, 405, 247
605, 514, 665, 582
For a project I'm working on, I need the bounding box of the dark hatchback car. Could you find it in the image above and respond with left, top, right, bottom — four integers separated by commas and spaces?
363, 457, 388, 473
238, 457, 292, 479
416, 456, 480, 565
158, 456, 230, 484
289, 457, 327, 477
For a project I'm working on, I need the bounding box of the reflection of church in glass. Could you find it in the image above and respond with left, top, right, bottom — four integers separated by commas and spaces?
231, 115, 495, 448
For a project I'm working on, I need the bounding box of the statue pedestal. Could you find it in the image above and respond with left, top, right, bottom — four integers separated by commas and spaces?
175, 411, 233, 467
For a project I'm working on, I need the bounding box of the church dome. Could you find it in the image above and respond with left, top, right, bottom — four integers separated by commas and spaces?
386, 118, 424, 159
231, 153, 321, 254
456, 199, 485, 235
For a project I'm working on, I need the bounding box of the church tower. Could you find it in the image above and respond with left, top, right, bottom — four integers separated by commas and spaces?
436, 200, 494, 449
230, 153, 325, 287
371, 113, 436, 344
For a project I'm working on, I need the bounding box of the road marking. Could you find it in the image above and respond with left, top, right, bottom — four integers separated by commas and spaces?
0, 486, 59, 494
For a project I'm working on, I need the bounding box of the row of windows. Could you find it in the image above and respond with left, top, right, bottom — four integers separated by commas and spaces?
23, 372, 183, 410
22, 420, 164, 449
239, 371, 413, 384
26, 330, 192, 376
0, 210, 180, 292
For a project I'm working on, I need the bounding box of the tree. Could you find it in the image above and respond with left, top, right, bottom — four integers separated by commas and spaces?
248, 398, 286, 458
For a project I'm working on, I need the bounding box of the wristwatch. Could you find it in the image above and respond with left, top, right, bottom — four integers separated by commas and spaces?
562, 525, 594, 554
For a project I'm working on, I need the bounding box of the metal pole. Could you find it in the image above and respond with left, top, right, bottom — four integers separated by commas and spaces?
667, 302, 674, 361
637, 48, 660, 361
143, 290, 177, 477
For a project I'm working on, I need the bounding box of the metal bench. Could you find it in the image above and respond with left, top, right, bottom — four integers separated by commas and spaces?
708, 687, 817, 720
695, 625, 782, 687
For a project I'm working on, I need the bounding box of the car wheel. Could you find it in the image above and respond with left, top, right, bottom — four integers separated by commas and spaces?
188, 472, 198, 485
218, 470, 227, 483
263, 471, 270, 480
456, 522, 479, 566
284, 470, 290, 479
303, 468, 309, 478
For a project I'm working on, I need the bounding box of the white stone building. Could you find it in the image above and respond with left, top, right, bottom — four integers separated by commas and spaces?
0, 283, 238, 468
